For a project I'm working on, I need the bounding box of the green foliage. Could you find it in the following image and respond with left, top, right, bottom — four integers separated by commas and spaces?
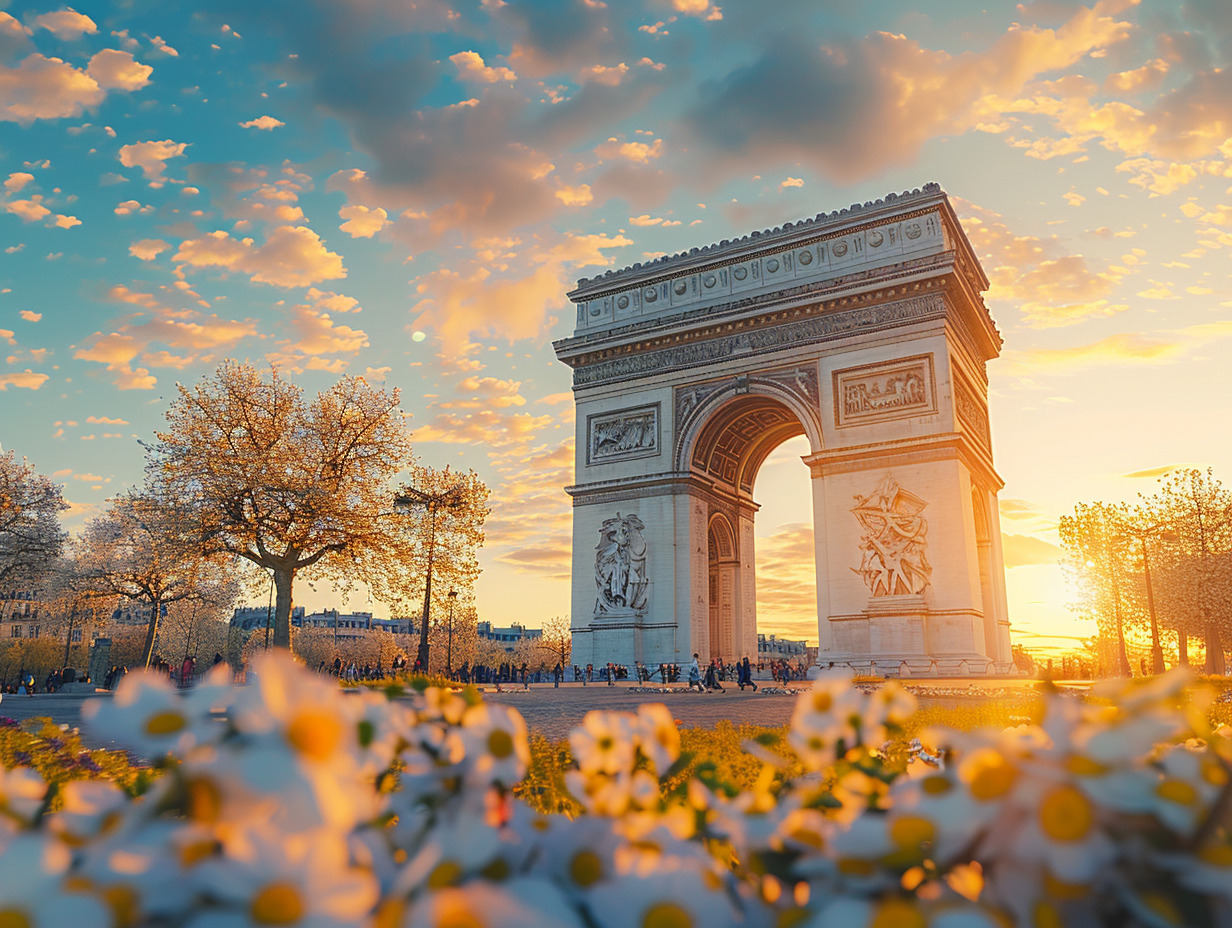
0, 715, 150, 805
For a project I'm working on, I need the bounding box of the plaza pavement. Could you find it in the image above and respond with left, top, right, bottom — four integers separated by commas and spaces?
2, 677, 1053, 751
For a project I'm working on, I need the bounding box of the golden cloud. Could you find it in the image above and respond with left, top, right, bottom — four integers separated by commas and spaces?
86, 49, 152, 92
1001, 533, 1062, 569
0, 369, 48, 390
174, 226, 346, 288
338, 204, 389, 238
118, 139, 188, 182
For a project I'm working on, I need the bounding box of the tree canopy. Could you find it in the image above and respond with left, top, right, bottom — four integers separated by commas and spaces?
0, 450, 67, 592
151, 362, 413, 648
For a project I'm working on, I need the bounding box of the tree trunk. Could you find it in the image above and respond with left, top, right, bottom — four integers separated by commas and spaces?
272, 567, 295, 649
1177, 630, 1189, 666
1205, 620, 1226, 675
416, 513, 437, 672
142, 598, 161, 668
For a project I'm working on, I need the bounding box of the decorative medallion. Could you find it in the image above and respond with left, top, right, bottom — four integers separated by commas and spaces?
851, 475, 931, 597
765, 258, 780, 273
733, 266, 748, 281
798, 250, 813, 265
832, 240, 848, 257
617, 295, 629, 309
868, 230, 884, 248
674, 280, 688, 296
703, 275, 716, 288
905, 222, 922, 240
644, 287, 658, 303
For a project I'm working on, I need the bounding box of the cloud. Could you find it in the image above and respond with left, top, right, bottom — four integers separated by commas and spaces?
129, 238, 169, 261
670, 0, 723, 19
752, 523, 819, 630
780, 177, 804, 189
19, 310, 41, 322
956, 199, 1124, 327
239, 115, 285, 129
595, 136, 662, 163
338, 204, 389, 238
1121, 464, 1187, 478
457, 375, 526, 408
86, 415, 130, 425
1005, 331, 1191, 373
29, 8, 96, 39
409, 232, 631, 344
681, 0, 1135, 183
450, 50, 517, 83
185, 162, 312, 227
86, 49, 152, 91
4, 172, 33, 192
0, 54, 105, 123
73, 285, 259, 388
0, 369, 49, 390
118, 139, 189, 182
555, 184, 593, 206
114, 199, 153, 215
173, 226, 347, 288
4, 196, 50, 222
1002, 533, 1062, 568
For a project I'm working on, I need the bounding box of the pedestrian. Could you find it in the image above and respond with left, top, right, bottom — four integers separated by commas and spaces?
738, 656, 758, 692
553, 662, 562, 688
705, 659, 724, 693
688, 653, 704, 693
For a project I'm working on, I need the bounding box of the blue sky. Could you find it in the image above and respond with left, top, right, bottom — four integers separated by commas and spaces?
2, 0, 1231, 650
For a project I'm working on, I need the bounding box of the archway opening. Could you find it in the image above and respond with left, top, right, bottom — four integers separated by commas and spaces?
752, 435, 818, 653
688, 394, 817, 666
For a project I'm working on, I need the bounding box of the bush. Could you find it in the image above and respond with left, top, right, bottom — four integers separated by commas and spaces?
0, 655, 1229, 927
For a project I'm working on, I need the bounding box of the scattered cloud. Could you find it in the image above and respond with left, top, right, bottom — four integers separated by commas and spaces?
118, 139, 188, 183
19, 310, 41, 322
450, 50, 517, 83
87, 49, 153, 92
239, 115, 285, 130
1121, 464, 1187, 479
0, 369, 49, 390
1002, 533, 1062, 568
129, 238, 169, 261
338, 204, 389, 238
173, 226, 347, 288
29, 9, 96, 39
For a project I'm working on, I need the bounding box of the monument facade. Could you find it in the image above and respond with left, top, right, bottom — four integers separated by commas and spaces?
553, 185, 1013, 674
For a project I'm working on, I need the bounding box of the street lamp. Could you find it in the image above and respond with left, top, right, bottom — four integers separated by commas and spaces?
394, 482, 466, 673
1116, 524, 1178, 675
446, 589, 458, 677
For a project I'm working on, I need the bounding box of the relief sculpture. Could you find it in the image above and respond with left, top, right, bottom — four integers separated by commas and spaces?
851, 475, 932, 597
834, 354, 936, 427
594, 513, 649, 616
588, 406, 658, 463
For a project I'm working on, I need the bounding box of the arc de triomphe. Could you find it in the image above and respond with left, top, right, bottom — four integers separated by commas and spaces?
553, 184, 1013, 675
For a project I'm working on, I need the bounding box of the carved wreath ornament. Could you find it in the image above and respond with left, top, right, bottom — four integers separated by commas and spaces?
851, 475, 932, 597
594, 512, 649, 616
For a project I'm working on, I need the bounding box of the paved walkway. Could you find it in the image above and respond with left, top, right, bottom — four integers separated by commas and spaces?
1, 678, 1052, 751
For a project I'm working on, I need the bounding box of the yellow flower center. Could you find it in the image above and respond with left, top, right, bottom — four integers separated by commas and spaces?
1033, 901, 1063, 928
812, 691, 833, 713
1043, 873, 1090, 900
250, 883, 304, 925
186, 777, 222, 823
488, 729, 514, 759
643, 902, 693, 928
286, 709, 343, 761
0, 910, 32, 928
179, 839, 217, 868
1038, 785, 1094, 842
1155, 779, 1197, 805
869, 899, 926, 928
1202, 761, 1229, 787
776, 908, 811, 928
838, 858, 875, 877
428, 860, 463, 889
570, 850, 603, 887
889, 815, 935, 853
968, 753, 1017, 801
144, 711, 185, 736
372, 898, 406, 928
1065, 756, 1106, 777
921, 775, 952, 795
102, 884, 140, 928
437, 895, 485, 928
1198, 843, 1232, 867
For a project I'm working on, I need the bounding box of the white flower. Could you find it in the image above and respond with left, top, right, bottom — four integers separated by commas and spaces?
0, 833, 112, 927
570, 711, 636, 777
0, 766, 46, 832
395, 879, 582, 928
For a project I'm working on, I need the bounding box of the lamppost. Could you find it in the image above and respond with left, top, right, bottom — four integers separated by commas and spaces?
446, 589, 458, 677
394, 483, 466, 674
1116, 523, 1178, 675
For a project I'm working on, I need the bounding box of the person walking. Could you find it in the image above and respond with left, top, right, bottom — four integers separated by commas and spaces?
553, 662, 562, 688
705, 658, 725, 693
738, 656, 758, 692
688, 653, 704, 693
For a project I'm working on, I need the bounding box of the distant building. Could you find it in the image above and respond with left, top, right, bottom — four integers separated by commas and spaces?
372, 616, 416, 636
476, 621, 542, 650
758, 633, 810, 663
2, 588, 46, 640
230, 605, 306, 635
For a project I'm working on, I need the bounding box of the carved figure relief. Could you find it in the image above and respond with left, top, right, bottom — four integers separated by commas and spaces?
594, 512, 649, 616
851, 475, 932, 597
954, 374, 991, 448
587, 405, 659, 464
834, 354, 936, 427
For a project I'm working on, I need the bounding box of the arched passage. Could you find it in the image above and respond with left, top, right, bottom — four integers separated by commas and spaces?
683, 389, 821, 664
